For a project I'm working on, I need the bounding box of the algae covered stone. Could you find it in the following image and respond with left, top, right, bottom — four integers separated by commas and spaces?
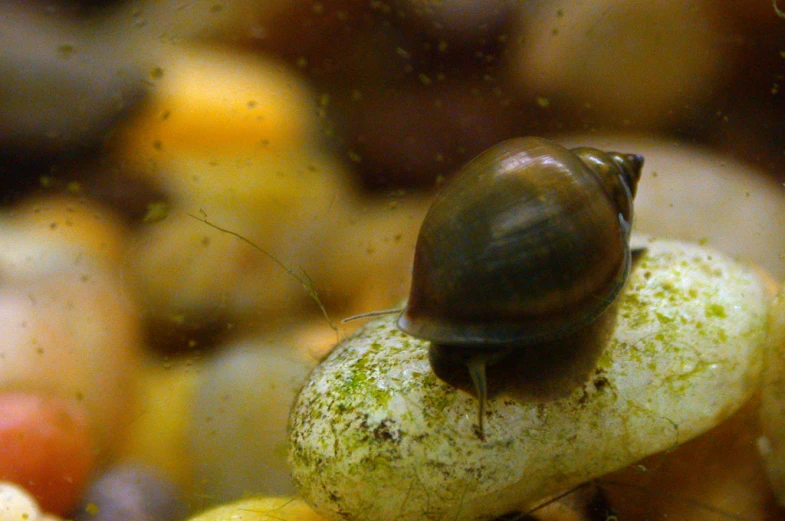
288, 238, 769, 521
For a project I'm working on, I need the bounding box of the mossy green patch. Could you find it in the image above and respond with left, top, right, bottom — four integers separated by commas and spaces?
654, 310, 674, 325
335, 349, 392, 409
705, 303, 727, 319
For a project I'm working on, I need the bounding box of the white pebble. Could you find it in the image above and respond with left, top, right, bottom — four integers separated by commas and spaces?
0, 482, 40, 521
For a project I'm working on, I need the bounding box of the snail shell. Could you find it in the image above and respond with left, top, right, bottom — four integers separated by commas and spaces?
396, 136, 643, 436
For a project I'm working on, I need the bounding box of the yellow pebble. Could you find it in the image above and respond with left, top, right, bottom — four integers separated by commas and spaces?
0, 482, 41, 521
163, 150, 353, 219
118, 46, 318, 169
129, 151, 356, 323
188, 497, 326, 521
116, 358, 200, 495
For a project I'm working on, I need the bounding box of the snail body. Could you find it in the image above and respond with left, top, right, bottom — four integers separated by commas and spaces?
397, 137, 644, 436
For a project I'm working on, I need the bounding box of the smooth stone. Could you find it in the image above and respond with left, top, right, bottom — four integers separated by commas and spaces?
509, 0, 727, 129
0, 271, 142, 459
0, 393, 95, 515
70, 463, 187, 521
189, 339, 316, 508
115, 359, 200, 494
115, 45, 318, 163
0, 482, 41, 521
0, 3, 144, 154
289, 238, 769, 521
187, 497, 326, 521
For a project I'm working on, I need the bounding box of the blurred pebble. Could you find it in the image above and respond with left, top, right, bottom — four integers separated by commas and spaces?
0, 394, 95, 515
116, 46, 318, 175
247, 0, 380, 84
247, 0, 518, 189
509, 0, 729, 129
0, 195, 129, 273
129, 154, 353, 329
130, 170, 427, 345
395, 0, 514, 48
114, 44, 363, 335
0, 276, 142, 458
187, 497, 326, 521
116, 359, 201, 494
0, 3, 144, 155
130, 206, 304, 329
188, 338, 317, 508
0, 482, 41, 521
555, 134, 785, 280
0, 199, 144, 460
345, 84, 519, 188
157, 151, 354, 222
309, 193, 430, 319
71, 464, 187, 521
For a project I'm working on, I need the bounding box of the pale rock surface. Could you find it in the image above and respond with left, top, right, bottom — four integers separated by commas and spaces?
0, 482, 41, 521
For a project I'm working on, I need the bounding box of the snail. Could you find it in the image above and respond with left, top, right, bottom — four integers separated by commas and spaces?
396, 136, 644, 437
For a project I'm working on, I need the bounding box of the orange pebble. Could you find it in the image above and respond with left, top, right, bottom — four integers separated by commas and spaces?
0, 393, 96, 515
